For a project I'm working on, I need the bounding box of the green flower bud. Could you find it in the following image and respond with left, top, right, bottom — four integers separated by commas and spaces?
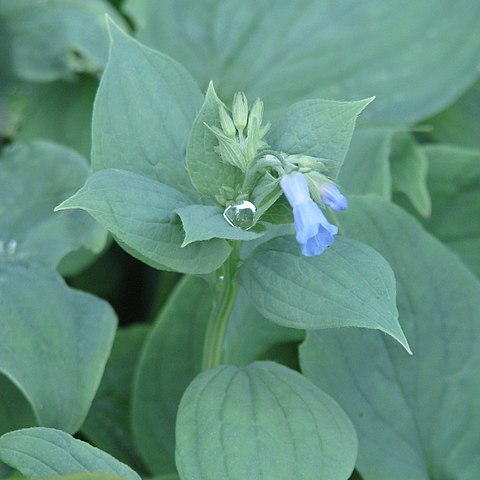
219, 105, 236, 138
232, 92, 248, 132
205, 123, 247, 171
286, 154, 326, 171
248, 98, 264, 129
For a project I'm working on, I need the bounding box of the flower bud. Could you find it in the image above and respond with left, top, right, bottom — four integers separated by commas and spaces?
248, 98, 264, 129
219, 105, 236, 138
315, 181, 348, 211
232, 92, 248, 132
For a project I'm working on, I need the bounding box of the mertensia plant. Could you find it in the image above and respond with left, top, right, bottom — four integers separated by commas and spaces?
1, 2, 480, 480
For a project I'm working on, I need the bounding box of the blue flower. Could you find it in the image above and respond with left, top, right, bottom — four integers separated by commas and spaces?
315, 181, 348, 211
280, 172, 338, 256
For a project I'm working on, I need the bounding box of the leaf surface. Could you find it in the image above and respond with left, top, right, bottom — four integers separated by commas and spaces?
175, 362, 357, 480
238, 236, 410, 351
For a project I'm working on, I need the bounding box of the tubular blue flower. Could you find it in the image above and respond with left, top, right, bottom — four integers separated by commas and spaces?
315, 181, 348, 211
280, 172, 338, 256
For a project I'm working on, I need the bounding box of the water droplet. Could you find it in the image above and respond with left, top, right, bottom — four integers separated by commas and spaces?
223, 201, 256, 230
219, 275, 225, 281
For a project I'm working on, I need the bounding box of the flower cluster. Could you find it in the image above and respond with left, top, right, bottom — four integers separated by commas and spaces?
212, 90, 349, 257
280, 172, 347, 256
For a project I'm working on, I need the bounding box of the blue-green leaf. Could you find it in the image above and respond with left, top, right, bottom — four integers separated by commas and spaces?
56, 169, 232, 274
268, 98, 373, 179
91, 18, 202, 197
175, 362, 357, 480
124, 0, 480, 122
0, 0, 126, 81
238, 236, 410, 352
0, 428, 140, 480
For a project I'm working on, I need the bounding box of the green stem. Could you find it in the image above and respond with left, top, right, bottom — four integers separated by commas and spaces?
329, 210, 345, 236
201, 242, 240, 370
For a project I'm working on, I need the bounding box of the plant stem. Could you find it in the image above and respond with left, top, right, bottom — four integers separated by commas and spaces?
329, 210, 345, 236
201, 242, 240, 370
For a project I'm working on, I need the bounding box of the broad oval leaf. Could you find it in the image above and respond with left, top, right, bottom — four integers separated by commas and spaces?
0, 0, 125, 81
124, 0, 480, 122
0, 262, 116, 433
268, 98, 373, 179
0, 427, 140, 480
132, 276, 212, 474
300, 195, 480, 479
92, 18, 203, 196
56, 169, 232, 274
175, 362, 357, 480
238, 235, 410, 352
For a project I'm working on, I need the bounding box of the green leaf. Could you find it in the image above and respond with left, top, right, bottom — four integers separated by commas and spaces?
0, 428, 140, 480
223, 288, 304, 367
132, 276, 212, 474
175, 205, 264, 246
421, 145, 480, 277
428, 77, 480, 149
185, 82, 241, 199
0, 262, 116, 433
92, 18, 202, 197
124, 0, 480, 122
56, 169, 232, 274
0, 0, 126, 81
238, 236, 410, 352
0, 141, 107, 269
82, 326, 149, 475
338, 126, 393, 198
37, 475, 129, 480
0, 375, 35, 436
268, 98, 373, 179
300, 195, 480, 479
175, 362, 357, 480
15, 77, 97, 158
390, 132, 431, 217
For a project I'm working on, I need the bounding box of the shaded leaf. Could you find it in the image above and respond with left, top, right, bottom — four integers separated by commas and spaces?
421, 144, 480, 277
390, 132, 431, 217
132, 276, 212, 475
0, 0, 126, 81
0, 140, 107, 269
338, 126, 393, 198
82, 326, 150, 474
124, 0, 480, 122
0, 262, 116, 433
